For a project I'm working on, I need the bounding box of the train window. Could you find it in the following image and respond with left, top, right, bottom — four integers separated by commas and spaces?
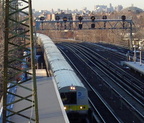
60, 92, 77, 104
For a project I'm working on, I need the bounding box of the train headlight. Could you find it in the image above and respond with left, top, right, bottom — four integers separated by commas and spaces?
80, 106, 86, 110
64, 106, 67, 110
70, 86, 76, 90
80, 106, 83, 109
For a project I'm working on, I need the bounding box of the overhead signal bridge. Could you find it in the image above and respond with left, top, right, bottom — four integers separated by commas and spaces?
36, 15, 134, 49
36, 15, 134, 31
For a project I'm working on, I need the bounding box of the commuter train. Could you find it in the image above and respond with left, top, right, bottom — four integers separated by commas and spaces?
36, 33, 89, 117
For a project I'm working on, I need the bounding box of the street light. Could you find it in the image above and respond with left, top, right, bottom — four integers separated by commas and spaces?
133, 45, 137, 63
139, 46, 142, 66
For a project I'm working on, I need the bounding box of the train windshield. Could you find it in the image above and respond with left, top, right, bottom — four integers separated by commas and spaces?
60, 92, 77, 104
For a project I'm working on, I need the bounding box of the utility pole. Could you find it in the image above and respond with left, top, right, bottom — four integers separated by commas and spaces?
2, 0, 39, 122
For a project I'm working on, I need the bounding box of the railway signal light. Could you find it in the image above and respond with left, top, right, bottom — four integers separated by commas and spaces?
102, 15, 107, 28
121, 15, 126, 28
78, 16, 83, 29
79, 23, 83, 29
39, 16, 45, 30
39, 16, 45, 21
78, 16, 83, 22
121, 15, 126, 21
63, 17, 67, 22
63, 17, 67, 29
91, 16, 95, 22
91, 16, 95, 29
102, 15, 107, 19
55, 16, 60, 30
55, 16, 60, 21
91, 24, 95, 29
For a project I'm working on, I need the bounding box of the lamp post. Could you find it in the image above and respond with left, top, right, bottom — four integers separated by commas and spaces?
139, 46, 142, 66
133, 45, 137, 63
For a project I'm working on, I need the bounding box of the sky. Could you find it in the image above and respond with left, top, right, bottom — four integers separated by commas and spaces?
32, 0, 144, 11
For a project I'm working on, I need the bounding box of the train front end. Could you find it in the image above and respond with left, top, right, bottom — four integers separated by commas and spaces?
60, 85, 89, 115
55, 70, 89, 117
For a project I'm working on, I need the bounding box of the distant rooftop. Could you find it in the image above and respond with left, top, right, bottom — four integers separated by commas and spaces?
122, 6, 143, 13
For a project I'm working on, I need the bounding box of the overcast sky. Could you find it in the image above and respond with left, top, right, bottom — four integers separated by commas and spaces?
32, 0, 144, 11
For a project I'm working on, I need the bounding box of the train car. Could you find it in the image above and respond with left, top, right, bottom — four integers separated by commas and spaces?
37, 33, 89, 118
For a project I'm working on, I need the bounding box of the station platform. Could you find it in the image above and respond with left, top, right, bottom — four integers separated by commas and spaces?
11, 69, 69, 123
123, 61, 144, 75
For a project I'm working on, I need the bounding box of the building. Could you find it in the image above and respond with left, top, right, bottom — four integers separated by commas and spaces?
94, 5, 107, 12
115, 5, 123, 12
51, 12, 72, 21
122, 6, 143, 13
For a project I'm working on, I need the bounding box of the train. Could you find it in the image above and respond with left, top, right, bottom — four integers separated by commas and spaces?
36, 33, 89, 118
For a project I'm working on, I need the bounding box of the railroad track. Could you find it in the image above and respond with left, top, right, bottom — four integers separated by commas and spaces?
57, 42, 144, 122
58, 46, 122, 123
91, 43, 144, 62
82, 42, 144, 70
76, 43, 144, 98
